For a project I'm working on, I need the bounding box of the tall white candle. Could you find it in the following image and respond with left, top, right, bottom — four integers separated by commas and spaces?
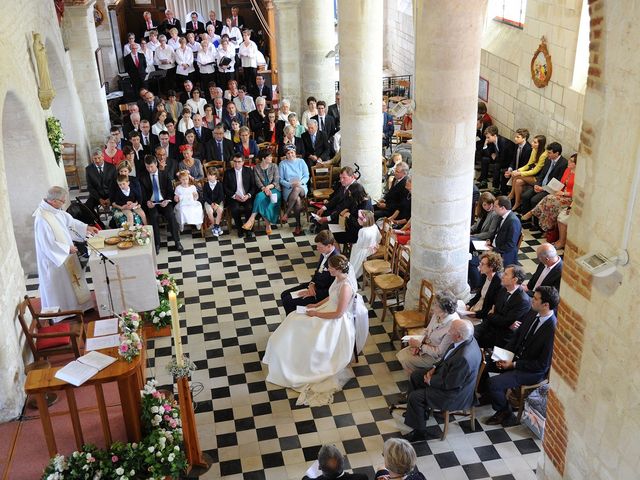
168, 291, 184, 367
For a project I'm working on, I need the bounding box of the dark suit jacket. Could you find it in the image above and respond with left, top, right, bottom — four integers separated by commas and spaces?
234, 139, 259, 158
223, 166, 256, 202
505, 309, 556, 376
222, 113, 245, 130
302, 130, 331, 164
205, 19, 223, 35
139, 169, 175, 206
510, 141, 533, 170
383, 175, 408, 210
467, 272, 502, 320
484, 135, 516, 168
278, 137, 305, 158
325, 182, 366, 223
492, 211, 521, 266
138, 100, 158, 123
123, 52, 147, 87
205, 138, 235, 164
526, 259, 563, 296
158, 143, 180, 162
483, 286, 531, 347
139, 132, 159, 150
312, 115, 337, 139
86, 163, 117, 202
248, 110, 267, 137
160, 19, 182, 37
249, 84, 273, 102
424, 337, 482, 411
535, 156, 568, 186
309, 248, 339, 300
327, 103, 340, 130
192, 126, 213, 144
185, 20, 205, 35
202, 180, 224, 205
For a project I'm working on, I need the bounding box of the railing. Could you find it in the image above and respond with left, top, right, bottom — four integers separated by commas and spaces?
334, 75, 412, 98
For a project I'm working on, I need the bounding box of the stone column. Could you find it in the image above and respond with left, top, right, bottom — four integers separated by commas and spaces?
406, 0, 488, 304
63, 0, 111, 149
338, 0, 384, 200
274, 0, 302, 112
299, 0, 336, 112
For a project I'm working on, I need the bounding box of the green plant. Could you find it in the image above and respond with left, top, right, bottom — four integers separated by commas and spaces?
46, 116, 64, 166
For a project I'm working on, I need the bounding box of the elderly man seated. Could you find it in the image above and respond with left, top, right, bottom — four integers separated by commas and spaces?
403, 319, 482, 443
523, 243, 563, 296
302, 444, 368, 480
374, 161, 410, 220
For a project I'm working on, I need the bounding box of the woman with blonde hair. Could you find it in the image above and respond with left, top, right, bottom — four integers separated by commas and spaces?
375, 438, 425, 480
506, 134, 547, 212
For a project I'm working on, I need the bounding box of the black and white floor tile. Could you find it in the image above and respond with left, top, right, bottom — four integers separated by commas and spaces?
26, 189, 546, 480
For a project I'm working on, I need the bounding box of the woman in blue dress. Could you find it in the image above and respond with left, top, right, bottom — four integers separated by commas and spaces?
242, 149, 281, 235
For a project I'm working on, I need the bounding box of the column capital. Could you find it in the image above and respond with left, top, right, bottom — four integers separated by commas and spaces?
273, 0, 301, 8
64, 0, 96, 9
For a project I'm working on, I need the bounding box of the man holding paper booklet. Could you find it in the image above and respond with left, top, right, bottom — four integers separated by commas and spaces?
482, 286, 558, 427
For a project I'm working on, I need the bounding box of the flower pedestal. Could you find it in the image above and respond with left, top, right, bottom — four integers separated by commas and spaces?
144, 324, 171, 338
176, 375, 212, 475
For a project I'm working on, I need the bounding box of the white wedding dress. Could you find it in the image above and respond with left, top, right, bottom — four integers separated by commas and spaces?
263, 273, 359, 406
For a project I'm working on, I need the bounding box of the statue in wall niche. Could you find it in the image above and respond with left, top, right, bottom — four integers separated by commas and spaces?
33, 33, 56, 110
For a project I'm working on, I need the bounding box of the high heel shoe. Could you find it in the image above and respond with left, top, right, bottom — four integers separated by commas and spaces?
265, 225, 272, 235
242, 218, 255, 230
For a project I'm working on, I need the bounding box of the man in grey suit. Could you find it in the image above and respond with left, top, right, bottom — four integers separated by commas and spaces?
403, 319, 482, 442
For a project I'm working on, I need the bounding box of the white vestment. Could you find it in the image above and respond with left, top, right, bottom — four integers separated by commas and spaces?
33, 200, 94, 321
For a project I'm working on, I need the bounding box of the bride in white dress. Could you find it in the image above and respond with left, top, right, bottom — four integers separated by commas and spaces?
263, 255, 359, 405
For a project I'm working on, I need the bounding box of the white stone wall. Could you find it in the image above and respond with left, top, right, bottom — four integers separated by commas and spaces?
383, 0, 414, 76
480, 0, 585, 152
540, 1, 640, 477
0, 0, 91, 422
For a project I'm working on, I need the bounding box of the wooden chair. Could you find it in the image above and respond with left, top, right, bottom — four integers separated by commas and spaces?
363, 227, 397, 302
372, 244, 410, 322
434, 349, 487, 440
310, 165, 334, 202
18, 296, 84, 361
508, 376, 550, 422
392, 279, 435, 340
204, 160, 225, 175
62, 143, 81, 190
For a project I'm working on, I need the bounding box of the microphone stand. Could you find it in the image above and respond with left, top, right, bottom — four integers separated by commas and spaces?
71, 227, 116, 316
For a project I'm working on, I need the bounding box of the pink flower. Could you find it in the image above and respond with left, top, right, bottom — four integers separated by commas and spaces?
161, 279, 170, 286
164, 414, 170, 421
120, 344, 129, 352
112, 455, 119, 463
163, 404, 172, 412
152, 391, 161, 398
155, 270, 162, 276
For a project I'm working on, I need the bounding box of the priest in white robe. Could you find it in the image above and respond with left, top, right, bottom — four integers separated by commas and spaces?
33, 186, 99, 321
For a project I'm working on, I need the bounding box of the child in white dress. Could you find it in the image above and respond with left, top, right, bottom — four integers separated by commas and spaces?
174, 170, 203, 231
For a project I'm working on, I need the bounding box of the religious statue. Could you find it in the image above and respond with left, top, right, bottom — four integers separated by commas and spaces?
33, 33, 56, 110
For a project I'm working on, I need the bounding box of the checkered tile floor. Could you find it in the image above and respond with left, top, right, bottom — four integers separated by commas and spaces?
26, 189, 547, 480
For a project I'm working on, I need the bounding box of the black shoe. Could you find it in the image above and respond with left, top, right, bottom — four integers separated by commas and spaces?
396, 391, 408, 404
237, 230, 245, 238
476, 180, 488, 189
476, 393, 492, 406
484, 410, 510, 425
402, 430, 427, 443
175, 242, 184, 252
501, 413, 519, 427
155, 245, 160, 255
245, 230, 254, 239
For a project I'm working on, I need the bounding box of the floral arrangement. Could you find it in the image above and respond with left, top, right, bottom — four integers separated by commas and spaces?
41, 380, 186, 480
156, 270, 179, 299
166, 355, 196, 379
119, 309, 141, 332
133, 225, 152, 246
148, 298, 172, 329
46, 116, 64, 166
118, 330, 143, 363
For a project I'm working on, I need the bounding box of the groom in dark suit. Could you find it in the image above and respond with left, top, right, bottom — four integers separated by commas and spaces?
484, 286, 558, 427
403, 319, 482, 442
281, 230, 338, 315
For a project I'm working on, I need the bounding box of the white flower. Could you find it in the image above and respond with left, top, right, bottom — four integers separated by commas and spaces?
148, 446, 155, 453
116, 467, 124, 475
151, 406, 159, 413
159, 311, 166, 318
168, 453, 175, 462
174, 445, 180, 451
